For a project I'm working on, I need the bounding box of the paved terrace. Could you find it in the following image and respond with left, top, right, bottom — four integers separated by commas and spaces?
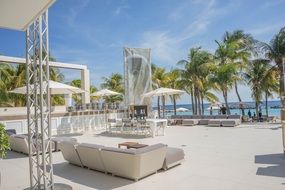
1, 124, 285, 190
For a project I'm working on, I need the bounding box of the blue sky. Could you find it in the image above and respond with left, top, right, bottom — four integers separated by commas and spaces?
0, 0, 285, 104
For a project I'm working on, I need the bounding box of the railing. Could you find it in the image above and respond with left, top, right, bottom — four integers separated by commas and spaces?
1, 108, 125, 135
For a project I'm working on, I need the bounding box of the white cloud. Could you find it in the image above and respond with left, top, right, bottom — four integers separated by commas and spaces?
63, 0, 90, 28
247, 22, 285, 37
114, 5, 129, 15
138, 0, 235, 66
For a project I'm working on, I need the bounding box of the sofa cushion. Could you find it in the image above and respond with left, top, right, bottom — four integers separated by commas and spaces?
136, 143, 167, 154
101, 147, 137, 155
78, 143, 104, 149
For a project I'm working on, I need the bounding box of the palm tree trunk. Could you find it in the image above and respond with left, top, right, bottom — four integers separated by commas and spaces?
279, 62, 285, 107
196, 88, 201, 115
157, 96, 160, 118
223, 90, 231, 115
162, 95, 165, 118
234, 81, 245, 116
173, 95, 177, 115
190, 88, 194, 114
265, 92, 268, 117
255, 101, 259, 120
194, 87, 198, 115
201, 92, 204, 115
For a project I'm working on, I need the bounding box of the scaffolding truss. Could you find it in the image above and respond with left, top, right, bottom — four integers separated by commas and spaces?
26, 10, 54, 190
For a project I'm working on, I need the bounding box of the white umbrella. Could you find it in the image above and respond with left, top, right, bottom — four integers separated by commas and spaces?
142, 87, 184, 98
90, 89, 121, 97
142, 87, 185, 118
9, 80, 85, 95
177, 107, 189, 112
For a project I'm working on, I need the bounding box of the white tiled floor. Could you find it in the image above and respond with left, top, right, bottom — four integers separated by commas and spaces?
1, 124, 284, 190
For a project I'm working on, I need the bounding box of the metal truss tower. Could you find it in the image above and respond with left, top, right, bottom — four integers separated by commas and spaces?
26, 10, 54, 190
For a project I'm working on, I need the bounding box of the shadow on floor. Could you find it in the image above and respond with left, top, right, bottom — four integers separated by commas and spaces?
95, 131, 150, 139
255, 153, 285, 178
4, 150, 27, 159
53, 162, 133, 189
253, 126, 281, 130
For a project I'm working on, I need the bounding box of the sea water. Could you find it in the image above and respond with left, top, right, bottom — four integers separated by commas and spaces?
159, 100, 281, 117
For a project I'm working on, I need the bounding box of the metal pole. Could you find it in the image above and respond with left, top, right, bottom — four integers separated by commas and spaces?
26, 11, 54, 190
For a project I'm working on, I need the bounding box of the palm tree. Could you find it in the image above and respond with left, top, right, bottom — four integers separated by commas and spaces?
258, 27, 285, 107
101, 73, 124, 103
244, 59, 275, 116
165, 69, 181, 115
152, 66, 168, 117
177, 47, 215, 115
70, 79, 98, 104
210, 63, 236, 115
0, 63, 14, 106
216, 30, 254, 115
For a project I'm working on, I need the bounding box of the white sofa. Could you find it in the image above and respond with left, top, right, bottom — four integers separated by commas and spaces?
9, 134, 55, 155
76, 143, 105, 172
100, 144, 167, 181
59, 141, 83, 167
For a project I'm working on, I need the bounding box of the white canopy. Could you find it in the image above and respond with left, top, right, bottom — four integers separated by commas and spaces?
90, 89, 121, 97
0, 0, 56, 31
142, 87, 185, 98
10, 80, 84, 95
177, 107, 189, 112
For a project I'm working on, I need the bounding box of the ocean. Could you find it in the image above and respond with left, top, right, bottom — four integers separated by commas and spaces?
159, 100, 282, 117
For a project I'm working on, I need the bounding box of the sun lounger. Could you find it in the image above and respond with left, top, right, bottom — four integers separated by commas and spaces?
60, 141, 83, 167
163, 147, 184, 170
208, 119, 222, 127
100, 143, 167, 181
76, 143, 105, 172
182, 119, 199, 126
221, 119, 240, 127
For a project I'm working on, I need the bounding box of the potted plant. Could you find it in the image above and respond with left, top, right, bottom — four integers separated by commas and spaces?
0, 123, 10, 158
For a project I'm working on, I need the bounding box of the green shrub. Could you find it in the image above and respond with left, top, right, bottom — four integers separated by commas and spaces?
0, 123, 10, 158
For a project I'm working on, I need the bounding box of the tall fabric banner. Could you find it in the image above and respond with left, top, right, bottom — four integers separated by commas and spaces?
124, 47, 152, 107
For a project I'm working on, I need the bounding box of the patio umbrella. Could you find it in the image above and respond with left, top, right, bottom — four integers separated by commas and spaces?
90, 89, 122, 127
142, 87, 185, 118
9, 80, 85, 95
90, 89, 121, 97
177, 107, 189, 112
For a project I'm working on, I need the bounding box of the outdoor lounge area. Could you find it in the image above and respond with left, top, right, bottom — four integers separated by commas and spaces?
170, 114, 242, 127
1, 124, 284, 190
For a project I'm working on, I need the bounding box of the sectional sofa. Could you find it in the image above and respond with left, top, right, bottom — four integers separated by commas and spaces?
8, 134, 74, 155
171, 114, 241, 127
60, 141, 185, 181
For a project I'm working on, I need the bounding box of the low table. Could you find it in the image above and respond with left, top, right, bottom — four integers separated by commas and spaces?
118, 142, 148, 149
118, 142, 138, 149
127, 143, 148, 149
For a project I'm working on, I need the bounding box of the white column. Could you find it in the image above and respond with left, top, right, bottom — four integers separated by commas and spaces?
64, 94, 72, 106
81, 69, 90, 104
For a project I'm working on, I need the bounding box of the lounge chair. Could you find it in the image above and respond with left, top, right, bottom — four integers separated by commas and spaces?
208, 119, 222, 127
182, 119, 199, 126
221, 119, 240, 127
